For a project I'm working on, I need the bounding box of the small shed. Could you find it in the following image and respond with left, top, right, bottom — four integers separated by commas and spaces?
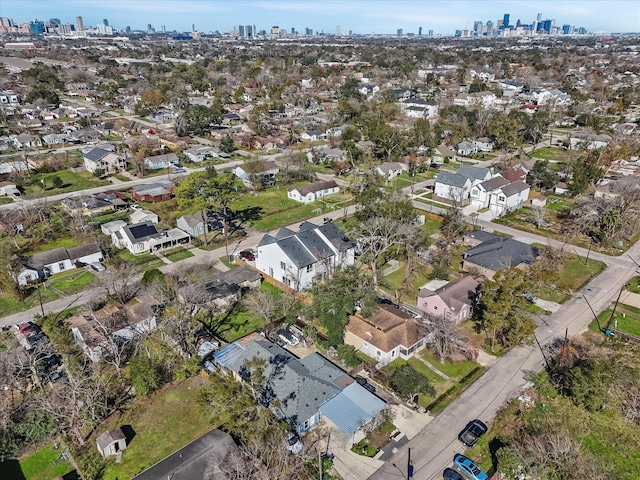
530, 195, 547, 207
96, 427, 127, 458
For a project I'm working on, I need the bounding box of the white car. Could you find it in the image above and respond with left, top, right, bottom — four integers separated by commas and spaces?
286, 432, 303, 454
90, 262, 106, 272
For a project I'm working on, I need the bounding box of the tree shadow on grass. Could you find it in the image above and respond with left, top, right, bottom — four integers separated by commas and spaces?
0, 459, 26, 480
487, 436, 509, 477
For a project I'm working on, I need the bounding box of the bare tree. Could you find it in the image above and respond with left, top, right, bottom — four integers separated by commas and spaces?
98, 261, 140, 306
243, 289, 279, 323
530, 204, 547, 229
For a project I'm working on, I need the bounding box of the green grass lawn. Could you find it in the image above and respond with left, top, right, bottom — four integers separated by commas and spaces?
559, 257, 607, 292
608, 304, 640, 336
111, 249, 165, 271
0, 196, 13, 205
545, 195, 576, 212
422, 214, 443, 236
22, 170, 110, 195
531, 147, 576, 162
163, 247, 194, 263
381, 264, 431, 305
0, 285, 59, 317
24, 237, 81, 256
0, 444, 78, 480
48, 269, 96, 295
84, 377, 215, 480
419, 350, 479, 380
628, 277, 640, 294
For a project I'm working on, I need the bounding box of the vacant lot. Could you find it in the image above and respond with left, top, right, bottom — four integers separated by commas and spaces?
81, 377, 213, 480
22, 170, 109, 195
48, 269, 96, 295
531, 147, 578, 162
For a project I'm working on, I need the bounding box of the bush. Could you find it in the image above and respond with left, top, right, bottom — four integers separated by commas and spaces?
391, 364, 436, 400
337, 344, 361, 368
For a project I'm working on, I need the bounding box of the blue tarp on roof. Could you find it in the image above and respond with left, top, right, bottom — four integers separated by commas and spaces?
319, 382, 386, 435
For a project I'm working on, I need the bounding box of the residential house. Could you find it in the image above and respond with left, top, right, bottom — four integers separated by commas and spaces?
531, 88, 572, 106
499, 164, 529, 183
11, 244, 103, 286
489, 181, 530, 216
287, 180, 339, 204
130, 208, 159, 225
457, 165, 493, 185
417, 276, 482, 324
70, 302, 157, 362
0, 91, 20, 105
453, 91, 497, 109
470, 175, 510, 209
432, 145, 456, 164
83, 147, 127, 174
457, 141, 478, 156
42, 133, 75, 146
205, 265, 262, 290
433, 171, 473, 205
375, 162, 405, 181
357, 83, 380, 97
131, 181, 175, 203
179, 276, 241, 311
345, 304, 429, 366
473, 137, 494, 152
62, 191, 128, 216
176, 211, 222, 237
300, 129, 325, 142
400, 98, 439, 118
101, 220, 127, 236
569, 132, 612, 150
214, 336, 385, 435
232, 161, 280, 188
183, 145, 219, 163
462, 231, 539, 279
255, 221, 354, 291
143, 153, 179, 170
111, 221, 190, 254
96, 428, 127, 458
11, 133, 41, 149
554, 182, 569, 195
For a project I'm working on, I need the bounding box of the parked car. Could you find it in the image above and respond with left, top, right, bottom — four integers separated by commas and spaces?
239, 250, 255, 261
286, 432, 303, 454
130, 204, 142, 210
443, 468, 466, 480
355, 376, 376, 393
172, 167, 187, 174
277, 329, 299, 346
458, 419, 488, 447
18, 322, 39, 337
90, 262, 106, 272
453, 454, 488, 480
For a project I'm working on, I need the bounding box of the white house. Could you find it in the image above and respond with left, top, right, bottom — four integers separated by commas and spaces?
12, 244, 103, 286
400, 98, 439, 118
345, 305, 429, 367
83, 147, 127, 174
473, 137, 494, 152
255, 221, 355, 291
453, 91, 496, 109
232, 161, 280, 188
489, 181, 530, 216
470, 175, 510, 209
11, 133, 41, 149
183, 145, 219, 163
569, 133, 612, 150
433, 171, 473, 205
0, 181, 20, 196
457, 141, 478, 156
376, 162, 405, 181
287, 180, 339, 204
300, 129, 325, 142
111, 222, 190, 254
130, 209, 159, 225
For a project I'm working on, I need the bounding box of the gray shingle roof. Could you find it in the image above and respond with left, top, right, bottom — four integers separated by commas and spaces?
435, 171, 470, 188
26, 247, 69, 270
230, 341, 343, 427
278, 236, 317, 268
478, 176, 510, 192
456, 165, 491, 181
464, 235, 538, 271
289, 180, 338, 196
84, 147, 111, 162
500, 180, 530, 197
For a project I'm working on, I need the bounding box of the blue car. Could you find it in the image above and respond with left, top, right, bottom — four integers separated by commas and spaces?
453, 454, 488, 480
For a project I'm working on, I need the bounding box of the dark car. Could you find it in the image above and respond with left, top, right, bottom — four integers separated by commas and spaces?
458, 419, 488, 447
239, 250, 255, 261
378, 297, 399, 308
355, 376, 376, 393
443, 468, 465, 480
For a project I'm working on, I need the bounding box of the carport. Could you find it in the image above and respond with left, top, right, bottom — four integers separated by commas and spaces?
319, 382, 386, 435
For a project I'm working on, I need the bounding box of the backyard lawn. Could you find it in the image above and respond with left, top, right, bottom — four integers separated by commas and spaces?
381, 263, 431, 305
111, 249, 165, 271
419, 350, 479, 380
531, 147, 577, 162
601, 303, 640, 336
0, 444, 78, 480
82, 377, 215, 480
22, 170, 110, 195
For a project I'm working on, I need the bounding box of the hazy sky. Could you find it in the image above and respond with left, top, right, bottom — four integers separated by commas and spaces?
1, 0, 638, 34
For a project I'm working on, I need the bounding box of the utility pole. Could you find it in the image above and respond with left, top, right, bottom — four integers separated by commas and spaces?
607, 283, 628, 331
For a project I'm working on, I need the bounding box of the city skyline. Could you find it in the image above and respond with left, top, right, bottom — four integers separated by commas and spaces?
0, 0, 637, 35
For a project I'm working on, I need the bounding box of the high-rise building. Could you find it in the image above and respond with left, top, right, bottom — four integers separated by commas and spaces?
59, 24, 72, 35
125, 26, 131, 33
305, 27, 313, 35
291, 27, 295, 34
473, 21, 483, 35
428, 29, 433, 36
238, 25, 245, 37
486, 20, 494, 35
537, 13, 542, 22
49, 18, 61, 27
562, 24, 571, 34
418, 26, 422, 36
271, 26, 279, 34
103, 18, 109, 26
0, 17, 15, 27
502, 13, 510, 29
397, 28, 403, 36
29, 21, 45, 34
76, 16, 84, 32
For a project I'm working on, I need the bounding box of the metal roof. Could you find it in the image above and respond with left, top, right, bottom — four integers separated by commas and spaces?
319, 383, 386, 435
